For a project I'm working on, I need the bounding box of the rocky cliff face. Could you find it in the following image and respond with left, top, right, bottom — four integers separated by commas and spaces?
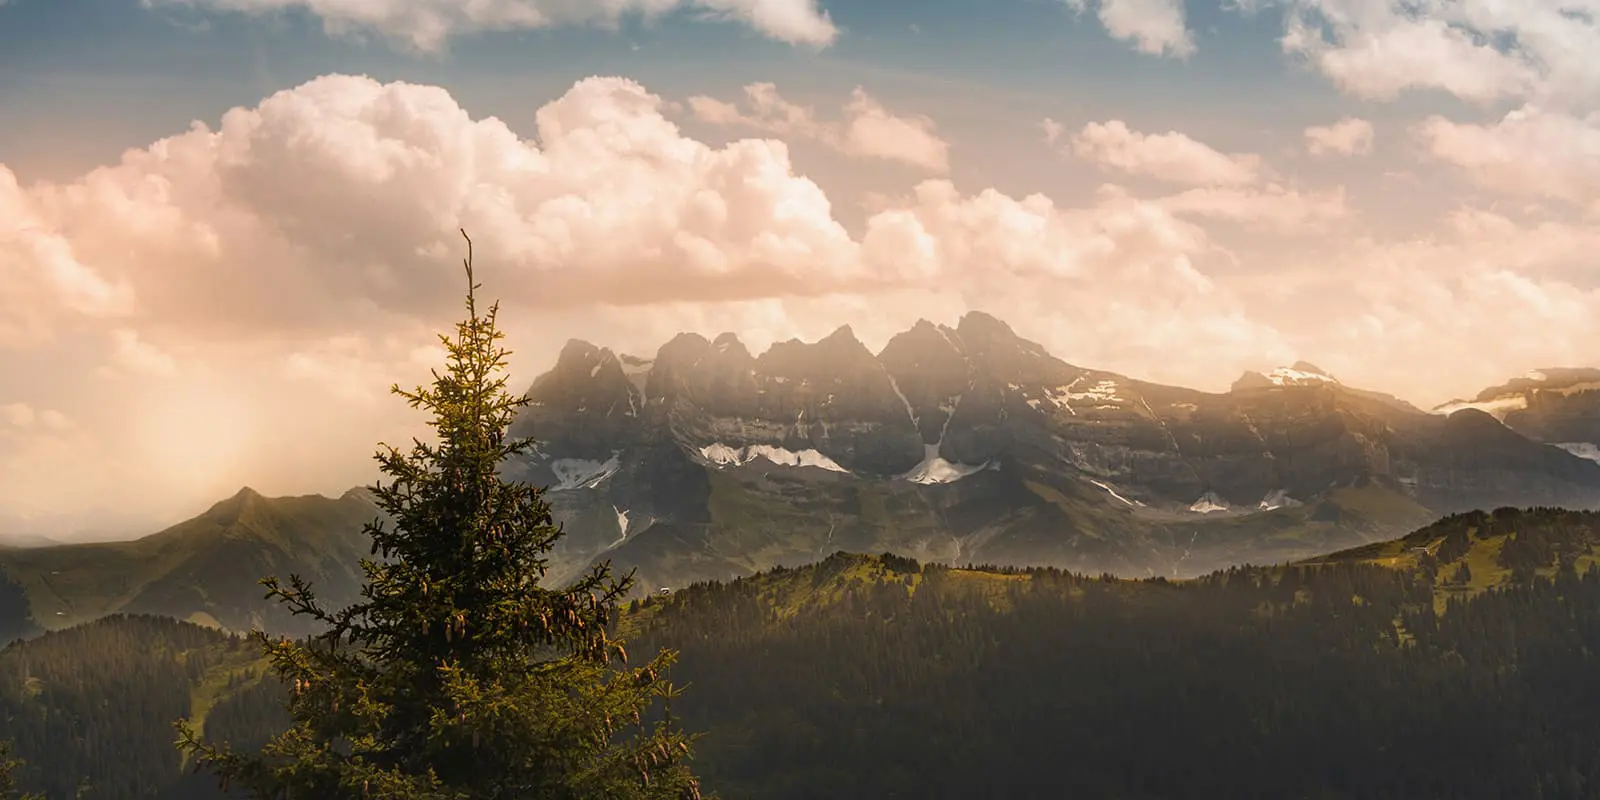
505, 314, 1600, 593
1433, 369, 1600, 465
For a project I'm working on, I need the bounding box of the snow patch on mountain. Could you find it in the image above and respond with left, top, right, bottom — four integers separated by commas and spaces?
612, 506, 630, 547
699, 443, 850, 473
1258, 489, 1303, 511
1432, 395, 1529, 420
1554, 443, 1600, 463
903, 445, 992, 485
886, 372, 918, 427
550, 454, 622, 490
1189, 492, 1230, 514
1071, 380, 1122, 402
1028, 377, 1125, 415
902, 392, 991, 484
1088, 479, 1143, 507
1262, 366, 1337, 387
1550, 381, 1600, 397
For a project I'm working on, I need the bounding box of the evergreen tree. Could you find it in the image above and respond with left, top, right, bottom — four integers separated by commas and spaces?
0, 741, 41, 800
175, 231, 703, 800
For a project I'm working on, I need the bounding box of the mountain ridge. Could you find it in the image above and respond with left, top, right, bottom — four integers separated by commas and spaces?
502, 312, 1600, 593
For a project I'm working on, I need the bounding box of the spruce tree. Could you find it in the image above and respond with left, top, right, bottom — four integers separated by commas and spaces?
176, 231, 703, 799
0, 741, 41, 800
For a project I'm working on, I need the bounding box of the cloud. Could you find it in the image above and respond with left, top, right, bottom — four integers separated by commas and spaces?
1274, 222, 1600, 399
1257, 0, 1599, 108
1304, 117, 1374, 156
0, 168, 133, 347
142, 0, 839, 50
1052, 119, 1264, 186
1062, 0, 1195, 57
0, 73, 1297, 533
1156, 184, 1350, 230
1, 71, 1595, 540
0, 403, 70, 431
105, 329, 180, 378
1416, 107, 1600, 211
688, 83, 950, 173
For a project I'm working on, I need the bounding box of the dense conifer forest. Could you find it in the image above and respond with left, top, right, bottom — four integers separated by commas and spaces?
3, 507, 1600, 798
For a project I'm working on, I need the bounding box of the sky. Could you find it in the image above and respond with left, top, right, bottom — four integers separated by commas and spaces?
1, 0, 1598, 540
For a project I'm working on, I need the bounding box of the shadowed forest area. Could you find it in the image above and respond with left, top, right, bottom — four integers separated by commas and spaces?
4, 508, 1600, 799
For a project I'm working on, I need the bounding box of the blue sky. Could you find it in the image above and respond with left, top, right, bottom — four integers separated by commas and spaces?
1, 0, 1597, 534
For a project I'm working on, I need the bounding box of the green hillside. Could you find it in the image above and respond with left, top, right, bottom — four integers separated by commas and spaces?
0, 488, 381, 638
1299, 506, 1600, 611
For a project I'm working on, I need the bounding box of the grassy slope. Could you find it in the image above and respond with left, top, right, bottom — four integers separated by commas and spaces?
0, 489, 378, 633
1298, 507, 1600, 612
627, 507, 1600, 634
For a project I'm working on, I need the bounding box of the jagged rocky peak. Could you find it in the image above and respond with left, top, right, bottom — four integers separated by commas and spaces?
878, 319, 972, 441
642, 331, 758, 414
1232, 362, 1339, 392
955, 311, 1078, 389
518, 338, 643, 435
757, 325, 878, 382
955, 310, 1015, 341
529, 339, 627, 391
879, 319, 966, 370
710, 331, 752, 360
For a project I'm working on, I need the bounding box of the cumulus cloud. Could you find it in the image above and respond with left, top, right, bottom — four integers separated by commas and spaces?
1055, 119, 1263, 186
0, 168, 133, 347
688, 83, 950, 173
1416, 107, 1600, 210
1062, 0, 1195, 57
0, 73, 1284, 535
1247, 0, 1599, 221
1, 71, 1595, 540
1305, 117, 1374, 156
142, 0, 839, 50
1255, 0, 1599, 108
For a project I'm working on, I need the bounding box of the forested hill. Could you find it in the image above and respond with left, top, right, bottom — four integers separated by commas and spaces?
0, 615, 281, 799
4, 507, 1600, 798
628, 507, 1600, 800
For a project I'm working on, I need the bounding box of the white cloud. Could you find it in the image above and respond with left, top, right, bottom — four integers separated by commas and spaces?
1062, 0, 1195, 57
1416, 107, 1600, 210
1261, 0, 1599, 109
1059, 120, 1263, 186
688, 83, 950, 173
0, 73, 1275, 535
1157, 184, 1350, 230
0, 168, 133, 347
142, 0, 839, 50
2, 71, 1596, 540
1305, 117, 1374, 156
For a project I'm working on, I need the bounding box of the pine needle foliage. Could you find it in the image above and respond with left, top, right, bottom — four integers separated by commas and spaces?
175, 231, 704, 800
0, 741, 42, 800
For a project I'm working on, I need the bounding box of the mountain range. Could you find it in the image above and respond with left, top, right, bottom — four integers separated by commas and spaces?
504, 311, 1600, 593
2, 311, 1598, 636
